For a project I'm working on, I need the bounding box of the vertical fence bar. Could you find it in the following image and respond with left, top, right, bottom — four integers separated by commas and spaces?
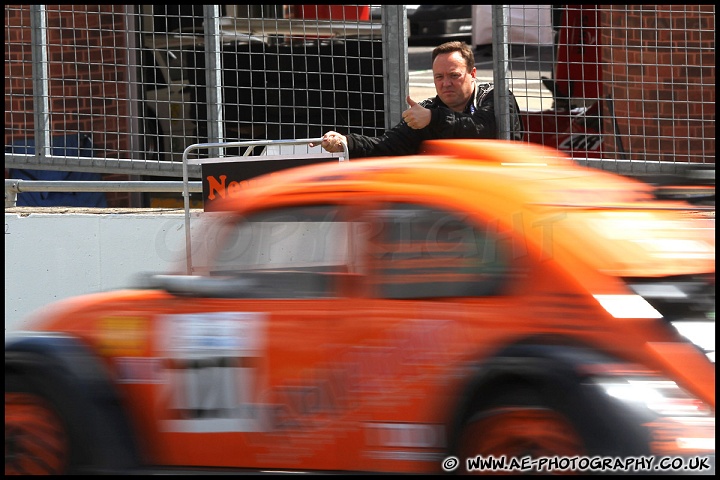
491, 5, 511, 141
381, 5, 409, 129
29, 5, 51, 161
124, 6, 141, 160
203, 5, 224, 159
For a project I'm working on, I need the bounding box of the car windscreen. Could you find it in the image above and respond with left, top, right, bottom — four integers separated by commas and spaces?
210, 204, 357, 275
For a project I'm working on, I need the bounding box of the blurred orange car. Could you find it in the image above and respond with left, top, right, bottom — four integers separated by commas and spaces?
5, 140, 715, 475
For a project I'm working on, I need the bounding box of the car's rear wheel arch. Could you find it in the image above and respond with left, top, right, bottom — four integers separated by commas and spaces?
5, 336, 143, 474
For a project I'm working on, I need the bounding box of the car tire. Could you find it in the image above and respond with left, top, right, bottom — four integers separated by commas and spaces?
5, 370, 86, 475
454, 383, 587, 474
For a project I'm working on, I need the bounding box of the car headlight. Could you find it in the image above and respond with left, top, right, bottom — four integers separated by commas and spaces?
593, 294, 663, 319
625, 275, 715, 363
593, 376, 715, 455
671, 321, 715, 363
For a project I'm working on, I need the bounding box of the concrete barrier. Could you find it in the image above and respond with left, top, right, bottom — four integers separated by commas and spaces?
5, 207, 203, 331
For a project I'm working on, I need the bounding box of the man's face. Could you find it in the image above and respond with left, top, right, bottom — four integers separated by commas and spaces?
432, 51, 477, 112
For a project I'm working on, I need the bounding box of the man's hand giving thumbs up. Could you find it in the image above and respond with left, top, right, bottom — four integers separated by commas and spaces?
401, 96, 432, 130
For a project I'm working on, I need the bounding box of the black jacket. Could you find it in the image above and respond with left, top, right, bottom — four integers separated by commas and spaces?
346, 82, 524, 158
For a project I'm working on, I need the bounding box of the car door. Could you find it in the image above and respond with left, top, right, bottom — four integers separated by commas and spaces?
146, 203, 364, 470
338, 200, 519, 473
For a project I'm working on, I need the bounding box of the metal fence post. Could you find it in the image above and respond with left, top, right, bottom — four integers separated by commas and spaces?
29, 5, 51, 163
204, 5, 225, 159
381, 5, 410, 129
491, 5, 511, 141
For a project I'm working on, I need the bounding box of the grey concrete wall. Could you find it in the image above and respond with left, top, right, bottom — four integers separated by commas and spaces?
5, 208, 204, 331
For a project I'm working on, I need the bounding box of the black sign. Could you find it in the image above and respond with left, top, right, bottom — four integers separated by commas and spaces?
200, 154, 342, 211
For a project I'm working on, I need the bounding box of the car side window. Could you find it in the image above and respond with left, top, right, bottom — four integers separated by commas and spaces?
209, 204, 355, 298
366, 203, 510, 299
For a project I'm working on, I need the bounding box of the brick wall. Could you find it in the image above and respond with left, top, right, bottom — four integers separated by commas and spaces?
599, 5, 715, 164
5, 5, 133, 206
5, 7, 35, 141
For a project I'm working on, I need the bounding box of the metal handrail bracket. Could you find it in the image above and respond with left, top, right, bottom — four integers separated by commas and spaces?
181, 138, 349, 274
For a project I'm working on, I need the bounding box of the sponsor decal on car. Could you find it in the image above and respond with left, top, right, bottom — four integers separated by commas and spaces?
157, 311, 268, 433
97, 315, 149, 356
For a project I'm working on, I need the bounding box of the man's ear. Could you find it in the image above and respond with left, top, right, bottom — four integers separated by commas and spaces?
470, 66, 477, 78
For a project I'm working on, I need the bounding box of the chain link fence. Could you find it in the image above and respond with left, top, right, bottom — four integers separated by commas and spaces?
4, 5, 715, 207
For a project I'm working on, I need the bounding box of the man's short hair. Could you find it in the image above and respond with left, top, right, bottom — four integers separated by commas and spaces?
432, 41, 475, 72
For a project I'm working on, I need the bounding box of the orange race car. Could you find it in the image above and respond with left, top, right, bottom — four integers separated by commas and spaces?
5, 139, 715, 475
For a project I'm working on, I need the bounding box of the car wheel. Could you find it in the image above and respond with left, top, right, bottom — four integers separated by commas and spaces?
455, 384, 586, 474
5, 372, 77, 475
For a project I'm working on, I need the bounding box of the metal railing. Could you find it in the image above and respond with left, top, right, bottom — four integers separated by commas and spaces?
180, 137, 348, 274
4, 180, 203, 208
4, 137, 348, 210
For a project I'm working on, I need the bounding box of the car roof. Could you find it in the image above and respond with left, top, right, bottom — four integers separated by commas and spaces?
214, 140, 716, 278
219, 139, 657, 213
